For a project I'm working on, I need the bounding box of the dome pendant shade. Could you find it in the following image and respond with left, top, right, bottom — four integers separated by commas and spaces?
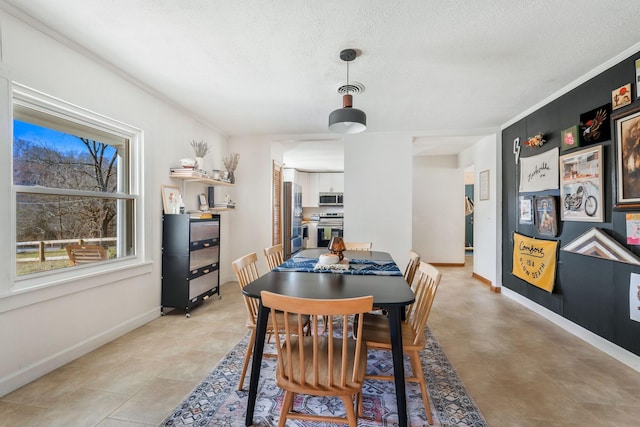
329, 94, 367, 134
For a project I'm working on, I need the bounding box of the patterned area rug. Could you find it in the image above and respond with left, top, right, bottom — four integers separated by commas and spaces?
161, 326, 487, 426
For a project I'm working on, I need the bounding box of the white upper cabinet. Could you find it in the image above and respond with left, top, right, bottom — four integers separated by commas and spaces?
289, 170, 344, 207
317, 173, 344, 193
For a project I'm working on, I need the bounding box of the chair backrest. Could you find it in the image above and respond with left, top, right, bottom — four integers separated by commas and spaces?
232, 252, 261, 324
403, 250, 421, 286
66, 245, 108, 266
344, 242, 372, 251
407, 262, 442, 345
261, 290, 373, 389
263, 243, 284, 270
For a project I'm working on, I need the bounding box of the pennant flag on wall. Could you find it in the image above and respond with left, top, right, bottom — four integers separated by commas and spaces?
519, 148, 559, 192
512, 232, 559, 292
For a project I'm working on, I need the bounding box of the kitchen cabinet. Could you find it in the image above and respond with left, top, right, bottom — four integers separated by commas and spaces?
299, 172, 317, 207
285, 170, 344, 207
161, 214, 221, 317
316, 172, 344, 193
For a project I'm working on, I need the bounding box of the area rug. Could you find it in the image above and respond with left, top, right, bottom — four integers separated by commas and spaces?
161, 326, 487, 426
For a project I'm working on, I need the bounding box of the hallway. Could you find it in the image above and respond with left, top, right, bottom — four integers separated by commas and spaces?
1, 261, 640, 426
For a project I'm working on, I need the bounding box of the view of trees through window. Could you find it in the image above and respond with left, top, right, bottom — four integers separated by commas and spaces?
14, 118, 133, 276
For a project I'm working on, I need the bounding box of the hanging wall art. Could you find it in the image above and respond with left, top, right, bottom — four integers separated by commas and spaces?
519, 148, 559, 193
560, 145, 603, 222
579, 104, 611, 145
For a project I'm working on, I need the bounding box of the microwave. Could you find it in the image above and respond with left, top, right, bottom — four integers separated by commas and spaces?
319, 192, 343, 206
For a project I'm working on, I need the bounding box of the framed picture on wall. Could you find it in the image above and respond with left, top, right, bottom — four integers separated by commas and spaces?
519, 196, 534, 224
614, 105, 640, 208
560, 145, 603, 222
479, 170, 490, 200
535, 196, 558, 236
579, 104, 611, 146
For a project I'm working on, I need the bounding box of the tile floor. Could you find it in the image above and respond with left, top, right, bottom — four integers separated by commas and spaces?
1, 260, 640, 426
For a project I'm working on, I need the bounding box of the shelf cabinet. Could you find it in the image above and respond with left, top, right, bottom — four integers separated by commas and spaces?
161, 214, 221, 317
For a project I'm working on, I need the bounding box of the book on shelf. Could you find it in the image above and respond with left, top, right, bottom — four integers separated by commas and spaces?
170, 168, 209, 178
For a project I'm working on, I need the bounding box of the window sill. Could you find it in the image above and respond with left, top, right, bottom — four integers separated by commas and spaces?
0, 260, 153, 314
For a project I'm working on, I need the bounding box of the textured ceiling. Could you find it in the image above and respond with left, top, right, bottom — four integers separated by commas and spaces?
3, 0, 640, 169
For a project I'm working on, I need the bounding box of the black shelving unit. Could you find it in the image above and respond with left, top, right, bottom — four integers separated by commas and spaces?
161, 214, 221, 317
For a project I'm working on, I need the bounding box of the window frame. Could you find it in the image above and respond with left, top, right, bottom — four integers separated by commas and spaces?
10, 83, 145, 291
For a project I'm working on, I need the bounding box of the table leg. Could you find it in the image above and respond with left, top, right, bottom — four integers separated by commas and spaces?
387, 306, 408, 427
245, 303, 269, 426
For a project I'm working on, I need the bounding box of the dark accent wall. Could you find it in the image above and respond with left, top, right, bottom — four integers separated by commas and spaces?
502, 51, 640, 357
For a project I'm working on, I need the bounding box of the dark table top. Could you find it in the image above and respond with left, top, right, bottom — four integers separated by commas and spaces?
242, 268, 415, 307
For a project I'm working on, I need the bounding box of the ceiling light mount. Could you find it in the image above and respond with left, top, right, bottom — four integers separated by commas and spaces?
328, 48, 367, 134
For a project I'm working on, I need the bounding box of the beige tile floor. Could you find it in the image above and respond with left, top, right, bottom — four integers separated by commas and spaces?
1, 259, 640, 426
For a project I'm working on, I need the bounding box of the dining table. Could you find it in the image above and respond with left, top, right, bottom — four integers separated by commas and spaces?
241, 249, 415, 427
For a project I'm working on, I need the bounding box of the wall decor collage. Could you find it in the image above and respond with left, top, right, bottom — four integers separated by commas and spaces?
513, 56, 640, 306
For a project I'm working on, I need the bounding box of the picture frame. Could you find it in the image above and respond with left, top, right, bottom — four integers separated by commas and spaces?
614, 105, 640, 208
535, 196, 558, 236
560, 125, 579, 152
579, 104, 611, 146
161, 185, 181, 214
612, 83, 632, 110
559, 145, 603, 222
479, 170, 490, 200
519, 196, 534, 224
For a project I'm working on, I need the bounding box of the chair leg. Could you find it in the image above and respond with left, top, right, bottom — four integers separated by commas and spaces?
237, 328, 256, 391
410, 350, 433, 425
278, 390, 295, 427
340, 395, 358, 427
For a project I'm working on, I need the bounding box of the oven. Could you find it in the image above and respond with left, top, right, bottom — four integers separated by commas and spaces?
317, 212, 344, 248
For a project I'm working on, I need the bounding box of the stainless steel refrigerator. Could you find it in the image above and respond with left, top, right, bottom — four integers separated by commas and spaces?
283, 181, 303, 260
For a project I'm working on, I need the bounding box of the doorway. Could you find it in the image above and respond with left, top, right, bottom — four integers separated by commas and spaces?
464, 166, 474, 253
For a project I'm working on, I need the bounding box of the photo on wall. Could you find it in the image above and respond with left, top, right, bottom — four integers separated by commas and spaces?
612, 83, 632, 110
519, 196, 534, 225
535, 196, 558, 237
579, 104, 611, 145
561, 125, 579, 151
560, 145, 604, 222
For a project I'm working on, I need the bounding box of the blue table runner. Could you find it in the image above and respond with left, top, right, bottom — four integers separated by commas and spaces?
273, 256, 403, 276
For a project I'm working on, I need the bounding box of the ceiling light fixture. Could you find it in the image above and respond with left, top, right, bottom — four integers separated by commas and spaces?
328, 49, 366, 134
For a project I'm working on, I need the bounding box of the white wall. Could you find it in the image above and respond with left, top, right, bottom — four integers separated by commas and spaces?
344, 133, 412, 269
225, 136, 279, 277
459, 134, 500, 287
0, 10, 228, 395
412, 155, 465, 264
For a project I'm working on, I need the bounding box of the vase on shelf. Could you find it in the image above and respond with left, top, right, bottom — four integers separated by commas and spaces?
227, 170, 235, 184
195, 156, 204, 170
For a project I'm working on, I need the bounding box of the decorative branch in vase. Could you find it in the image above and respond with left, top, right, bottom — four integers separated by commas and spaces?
223, 152, 240, 183
190, 140, 209, 170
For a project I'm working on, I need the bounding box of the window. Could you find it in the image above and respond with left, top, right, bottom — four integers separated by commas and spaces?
12, 84, 140, 282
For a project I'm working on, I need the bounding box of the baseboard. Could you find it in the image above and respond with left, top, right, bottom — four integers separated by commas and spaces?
502, 287, 640, 373
471, 272, 500, 293
430, 262, 465, 267
0, 308, 159, 397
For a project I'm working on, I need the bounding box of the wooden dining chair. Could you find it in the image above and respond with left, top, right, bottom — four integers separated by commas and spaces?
66, 244, 108, 266
360, 261, 442, 425
344, 242, 372, 251
261, 290, 374, 427
232, 252, 310, 390
404, 250, 421, 286
232, 252, 269, 390
263, 243, 284, 270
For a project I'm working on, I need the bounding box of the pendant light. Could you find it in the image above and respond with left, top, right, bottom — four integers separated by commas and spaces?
328, 49, 367, 134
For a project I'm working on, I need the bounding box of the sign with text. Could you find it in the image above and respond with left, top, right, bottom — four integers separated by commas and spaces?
512, 232, 558, 292
519, 148, 559, 192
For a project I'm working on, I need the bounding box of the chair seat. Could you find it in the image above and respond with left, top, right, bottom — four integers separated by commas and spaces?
360, 313, 426, 351
276, 336, 368, 395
